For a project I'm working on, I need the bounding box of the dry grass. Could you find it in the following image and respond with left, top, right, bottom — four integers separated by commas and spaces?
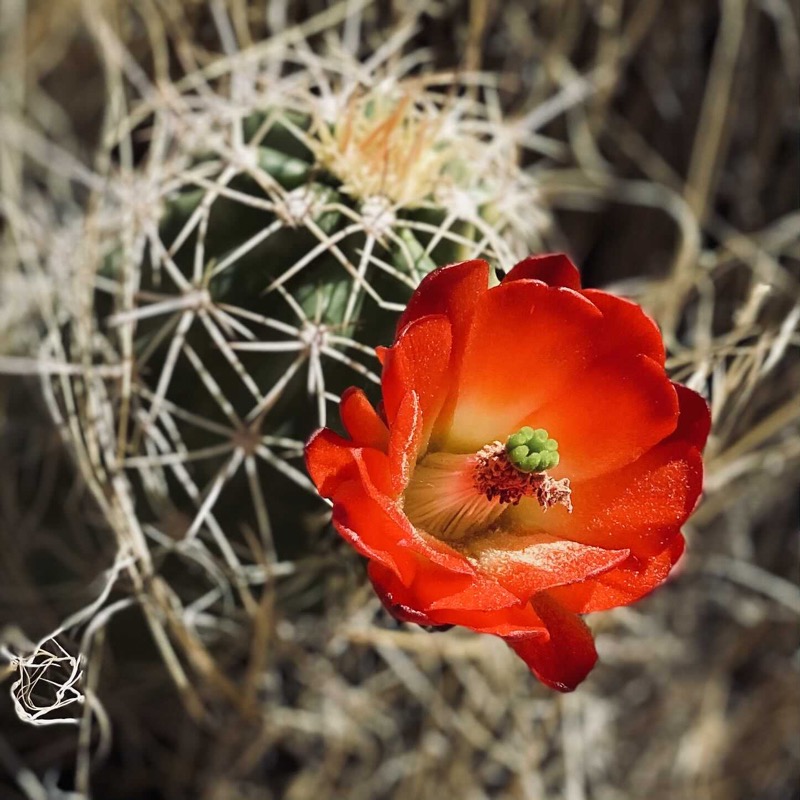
0, 1, 798, 799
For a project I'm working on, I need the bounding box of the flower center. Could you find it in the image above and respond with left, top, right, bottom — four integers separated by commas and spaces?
403, 427, 571, 543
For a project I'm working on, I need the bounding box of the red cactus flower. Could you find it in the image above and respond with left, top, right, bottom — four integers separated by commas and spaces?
305, 254, 710, 691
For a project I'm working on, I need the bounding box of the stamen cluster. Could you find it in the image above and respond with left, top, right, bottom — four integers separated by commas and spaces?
473, 441, 572, 511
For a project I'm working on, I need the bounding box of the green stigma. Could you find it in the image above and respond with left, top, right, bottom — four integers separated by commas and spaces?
506, 426, 560, 473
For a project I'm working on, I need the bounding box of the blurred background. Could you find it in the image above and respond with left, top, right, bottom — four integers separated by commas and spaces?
0, 1, 798, 798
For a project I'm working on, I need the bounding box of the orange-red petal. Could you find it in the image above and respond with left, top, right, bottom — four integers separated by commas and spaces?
372, 561, 598, 691
306, 427, 393, 498
333, 478, 416, 582
387, 391, 423, 496
305, 428, 359, 498
581, 289, 666, 365
668, 383, 711, 450
396, 259, 489, 352
381, 315, 452, 452
517, 354, 679, 482
394, 260, 491, 443
339, 387, 389, 450
369, 559, 545, 634
526, 441, 702, 558
502, 253, 582, 290
547, 535, 685, 614
506, 593, 598, 691
334, 451, 474, 587
467, 531, 630, 601
445, 279, 603, 451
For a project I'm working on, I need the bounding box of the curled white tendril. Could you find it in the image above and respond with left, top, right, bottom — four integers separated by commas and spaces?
2, 637, 84, 727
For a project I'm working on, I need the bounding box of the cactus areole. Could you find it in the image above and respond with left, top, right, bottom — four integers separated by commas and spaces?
305, 254, 710, 691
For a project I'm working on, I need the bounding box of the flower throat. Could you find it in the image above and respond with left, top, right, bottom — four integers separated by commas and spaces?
403, 427, 572, 543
